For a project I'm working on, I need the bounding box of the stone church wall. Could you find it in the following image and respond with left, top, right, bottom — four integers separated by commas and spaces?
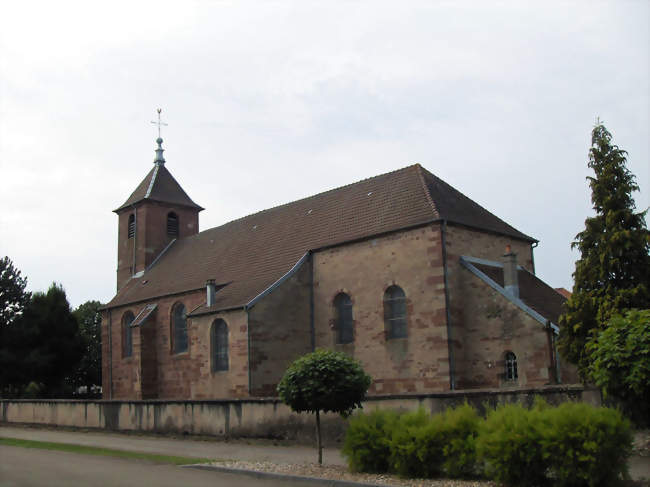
313, 223, 450, 394
187, 309, 250, 399
248, 259, 313, 396
103, 291, 249, 400
453, 267, 555, 388
443, 224, 537, 389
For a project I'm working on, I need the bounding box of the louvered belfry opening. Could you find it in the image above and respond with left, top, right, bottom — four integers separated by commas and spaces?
167, 212, 179, 237
127, 214, 136, 239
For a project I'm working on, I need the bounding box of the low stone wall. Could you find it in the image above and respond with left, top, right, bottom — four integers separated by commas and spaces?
1, 385, 599, 444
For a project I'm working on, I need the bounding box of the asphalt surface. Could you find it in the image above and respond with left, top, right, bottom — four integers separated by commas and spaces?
0, 425, 345, 466
0, 446, 314, 487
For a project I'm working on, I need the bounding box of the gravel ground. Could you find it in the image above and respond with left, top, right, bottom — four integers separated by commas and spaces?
211, 461, 495, 487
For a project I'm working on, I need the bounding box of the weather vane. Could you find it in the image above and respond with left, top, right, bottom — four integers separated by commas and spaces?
151, 108, 168, 138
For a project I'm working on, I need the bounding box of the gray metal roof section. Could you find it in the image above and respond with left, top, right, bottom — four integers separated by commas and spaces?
130, 303, 158, 328
460, 256, 559, 334
245, 251, 310, 310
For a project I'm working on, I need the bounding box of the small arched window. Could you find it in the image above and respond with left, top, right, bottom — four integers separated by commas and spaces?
122, 311, 134, 358
171, 303, 188, 354
384, 285, 407, 339
334, 293, 354, 344
505, 352, 518, 381
167, 212, 179, 237
127, 214, 136, 239
211, 319, 228, 372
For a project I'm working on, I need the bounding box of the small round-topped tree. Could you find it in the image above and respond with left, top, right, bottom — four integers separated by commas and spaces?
277, 349, 372, 464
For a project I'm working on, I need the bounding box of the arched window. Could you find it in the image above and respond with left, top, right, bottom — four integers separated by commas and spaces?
384, 285, 407, 339
211, 319, 228, 372
334, 293, 354, 344
171, 303, 188, 354
167, 212, 179, 237
505, 352, 518, 381
122, 311, 134, 358
127, 214, 136, 239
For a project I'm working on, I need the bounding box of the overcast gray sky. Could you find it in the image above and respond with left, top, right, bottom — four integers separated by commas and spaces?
1, 1, 648, 308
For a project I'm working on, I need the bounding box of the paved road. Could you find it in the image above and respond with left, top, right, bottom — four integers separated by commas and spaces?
0, 446, 315, 487
0, 426, 345, 466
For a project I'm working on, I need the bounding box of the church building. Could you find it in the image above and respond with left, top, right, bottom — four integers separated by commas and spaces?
101, 137, 578, 400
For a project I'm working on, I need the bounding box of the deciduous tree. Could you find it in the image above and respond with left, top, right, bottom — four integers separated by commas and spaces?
277, 349, 372, 464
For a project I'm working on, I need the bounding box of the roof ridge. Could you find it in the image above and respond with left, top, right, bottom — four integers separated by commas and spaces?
414, 163, 439, 218
145, 164, 160, 198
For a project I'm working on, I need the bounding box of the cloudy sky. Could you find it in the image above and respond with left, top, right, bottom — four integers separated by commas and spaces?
0, 1, 648, 308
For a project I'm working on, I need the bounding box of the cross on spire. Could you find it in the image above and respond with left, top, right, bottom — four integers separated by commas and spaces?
151, 108, 168, 139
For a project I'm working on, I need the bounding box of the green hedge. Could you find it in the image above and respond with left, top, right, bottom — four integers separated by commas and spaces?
342, 401, 632, 486
342, 409, 397, 473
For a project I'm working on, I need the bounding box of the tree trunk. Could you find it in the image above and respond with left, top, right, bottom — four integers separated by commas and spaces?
316, 409, 322, 465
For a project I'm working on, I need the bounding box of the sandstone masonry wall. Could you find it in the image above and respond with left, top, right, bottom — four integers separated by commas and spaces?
248, 259, 312, 396
313, 224, 450, 394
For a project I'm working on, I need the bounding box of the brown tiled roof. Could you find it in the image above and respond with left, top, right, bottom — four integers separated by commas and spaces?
106, 164, 535, 311
474, 263, 567, 324
114, 164, 203, 212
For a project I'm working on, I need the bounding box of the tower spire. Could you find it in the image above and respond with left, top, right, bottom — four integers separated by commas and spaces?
151, 108, 168, 166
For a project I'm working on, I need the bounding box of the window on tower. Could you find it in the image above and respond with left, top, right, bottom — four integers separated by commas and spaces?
128, 214, 136, 239
167, 212, 179, 237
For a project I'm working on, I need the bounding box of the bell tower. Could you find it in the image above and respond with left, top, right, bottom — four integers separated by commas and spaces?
114, 125, 203, 291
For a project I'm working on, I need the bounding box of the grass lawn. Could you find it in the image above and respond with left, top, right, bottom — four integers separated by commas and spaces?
0, 437, 213, 465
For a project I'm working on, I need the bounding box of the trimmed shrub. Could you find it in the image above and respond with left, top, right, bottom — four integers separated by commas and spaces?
389, 409, 431, 478
540, 402, 632, 487
476, 403, 550, 487
342, 409, 398, 473
439, 403, 481, 478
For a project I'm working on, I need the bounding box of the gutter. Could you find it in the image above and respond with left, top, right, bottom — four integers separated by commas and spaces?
107, 309, 113, 399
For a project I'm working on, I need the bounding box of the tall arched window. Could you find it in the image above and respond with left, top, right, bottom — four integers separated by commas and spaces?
505, 352, 518, 381
334, 293, 354, 344
211, 319, 228, 372
167, 212, 179, 237
384, 285, 407, 339
127, 214, 136, 239
171, 303, 188, 354
122, 311, 134, 358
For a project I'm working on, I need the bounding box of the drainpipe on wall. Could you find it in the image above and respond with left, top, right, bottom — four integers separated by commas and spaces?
530, 241, 538, 275
108, 309, 113, 399
309, 252, 315, 351
441, 221, 456, 390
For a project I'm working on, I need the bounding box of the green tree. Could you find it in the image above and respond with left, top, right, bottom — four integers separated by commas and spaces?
17, 283, 84, 394
69, 300, 103, 392
0, 256, 31, 393
277, 349, 372, 464
0, 256, 30, 328
587, 309, 650, 424
559, 122, 650, 374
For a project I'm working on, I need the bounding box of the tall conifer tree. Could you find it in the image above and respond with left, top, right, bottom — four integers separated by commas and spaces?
559, 122, 650, 374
